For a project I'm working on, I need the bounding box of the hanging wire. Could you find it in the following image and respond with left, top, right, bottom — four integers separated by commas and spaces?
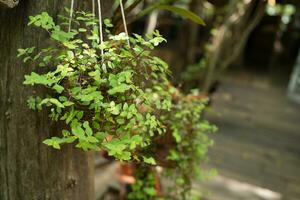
119, 0, 131, 47
68, 0, 75, 32
92, 0, 96, 39
97, 0, 104, 60
92, 0, 95, 17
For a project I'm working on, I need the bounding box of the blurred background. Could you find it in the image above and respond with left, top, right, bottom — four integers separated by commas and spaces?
95, 0, 300, 199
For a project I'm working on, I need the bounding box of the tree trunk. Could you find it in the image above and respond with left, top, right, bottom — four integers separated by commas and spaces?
0, 1, 112, 200
202, 0, 266, 92
0, 0, 19, 8
185, 0, 203, 66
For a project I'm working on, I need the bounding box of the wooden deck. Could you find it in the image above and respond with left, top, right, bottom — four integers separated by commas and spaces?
205, 74, 300, 200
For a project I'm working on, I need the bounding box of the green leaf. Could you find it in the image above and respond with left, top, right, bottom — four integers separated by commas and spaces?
108, 84, 131, 95
104, 19, 113, 27
49, 98, 65, 108
76, 111, 84, 120
39, 98, 64, 108
63, 41, 77, 49
118, 70, 133, 83
104, 140, 132, 160
83, 121, 93, 136
172, 126, 181, 143
78, 28, 87, 32
43, 137, 61, 149
28, 12, 55, 30
108, 102, 122, 115
59, 96, 68, 104
129, 135, 143, 150
176, 178, 185, 185
109, 32, 128, 41
27, 96, 40, 110
71, 121, 85, 139
39, 62, 46, 67
51, 29, 76, 42
167, 150, 180, 161
95, 132, 106, 142
62, 130, 70, 137
116, 117, 125, 125
88, 70, 102, 84
63, 101, 74, 107
79, 91, 103, 102
65, 109, 77, 124
161, 5, 205, 25
23, 56, 31, 63
118, 151, 131, 161
150, 36, 166, 46
61, 137, 77, 144
76, 140, 99, 151
144, 187, 156, 196
138, 4, 205, 26
43, 55, 52, 63
17, 49, 27, 57
52, 84, 64, 93
157, 5, 205, 25
143, 156, 156, 165
86, 136, 99, 143
23, 72, 55, 86
17, 47, 35, 58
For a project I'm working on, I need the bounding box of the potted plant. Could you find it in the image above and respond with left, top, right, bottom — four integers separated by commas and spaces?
126, 88, 217, 199
18, 10, 173, 164
18, 9, 216, 200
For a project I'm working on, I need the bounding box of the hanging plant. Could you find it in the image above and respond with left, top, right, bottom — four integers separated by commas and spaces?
127, 166, 162, 200
126, 89, 217, 199
18, 10, 173, 163
161, 91, 217, 199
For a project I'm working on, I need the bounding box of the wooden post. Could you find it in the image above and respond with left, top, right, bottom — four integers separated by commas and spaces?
0, 0, 19, 8
0, 1, 112, 199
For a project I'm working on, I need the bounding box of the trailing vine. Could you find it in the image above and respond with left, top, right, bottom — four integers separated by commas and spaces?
18, 9, 216, 200
162, 90, 217, 199
127, 89, 217, 200
18, 11, 172, 163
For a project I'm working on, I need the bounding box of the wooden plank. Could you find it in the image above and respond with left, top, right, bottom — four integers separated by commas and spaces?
206, 77, 300, 199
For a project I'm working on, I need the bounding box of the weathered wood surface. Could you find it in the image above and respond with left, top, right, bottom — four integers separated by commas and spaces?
206, 73, 300, 200
0, 0, 19, 8
0, 1, 112, 200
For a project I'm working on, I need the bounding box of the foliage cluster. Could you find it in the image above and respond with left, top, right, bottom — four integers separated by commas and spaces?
128, 90, 217, 200
127, 167, 162, 200
18, 10, 216, 199
163, 90, 216, 199
18, 11, 172, 163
